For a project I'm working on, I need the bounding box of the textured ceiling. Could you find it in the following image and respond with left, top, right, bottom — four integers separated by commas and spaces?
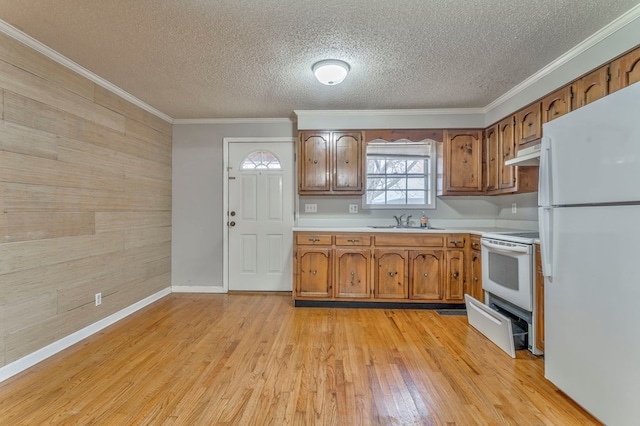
0, 0, 638, 119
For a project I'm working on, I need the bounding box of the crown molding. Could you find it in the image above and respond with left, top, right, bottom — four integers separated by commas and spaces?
173, 117, 294, 125
0, 19, 173, 124
294, 108, 485, 117
484, 3, 640, 114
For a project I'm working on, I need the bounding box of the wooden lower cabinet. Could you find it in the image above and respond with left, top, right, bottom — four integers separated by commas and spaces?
468, 235, 483, 301
294, 231, 474, 305
296, 247, 332, 298
335, 248, 371, 298
445, 249, 465, 301
374, 249, 408, 299
408, 250, 444, 300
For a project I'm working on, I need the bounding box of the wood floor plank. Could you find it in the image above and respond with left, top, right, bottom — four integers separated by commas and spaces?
0, 294, 601, 425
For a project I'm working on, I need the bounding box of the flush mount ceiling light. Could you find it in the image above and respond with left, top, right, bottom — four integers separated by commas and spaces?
312, 59, 350, 85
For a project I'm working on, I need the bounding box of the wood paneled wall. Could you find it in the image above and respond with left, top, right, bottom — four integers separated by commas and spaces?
0, 33, 172, 367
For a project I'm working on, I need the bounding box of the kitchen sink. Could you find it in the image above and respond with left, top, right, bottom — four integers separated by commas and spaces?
368, 225, 442, 230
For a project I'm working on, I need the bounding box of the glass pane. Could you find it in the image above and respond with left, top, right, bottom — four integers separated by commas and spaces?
386, 178, 406, 190
407, 191, 425, 204
367, 159, 385, 174
240, 150, 281, 170
406, 160, 425, 174
407, 177, 424, 190
385, 160, 406, 174
387, 190, 406, 204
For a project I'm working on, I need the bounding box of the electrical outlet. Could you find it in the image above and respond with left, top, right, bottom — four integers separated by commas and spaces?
95, 292, 102, 306
512, 203, 517, 214
348, 204, 358, 213
304, 204, 317, 213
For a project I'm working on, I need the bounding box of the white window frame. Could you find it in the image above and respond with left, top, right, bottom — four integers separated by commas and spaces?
362, 139, 437, 210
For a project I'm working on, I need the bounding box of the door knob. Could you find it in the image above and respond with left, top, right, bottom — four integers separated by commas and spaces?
229, 221, 236, 227
230, 211, 236, 216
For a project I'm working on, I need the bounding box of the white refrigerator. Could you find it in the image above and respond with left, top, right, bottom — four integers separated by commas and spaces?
539, 82, 640, 425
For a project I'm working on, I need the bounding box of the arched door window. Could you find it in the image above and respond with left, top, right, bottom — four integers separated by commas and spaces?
240, 150, 282, 170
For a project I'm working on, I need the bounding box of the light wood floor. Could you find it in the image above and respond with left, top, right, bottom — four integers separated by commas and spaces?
0, 293, 599, 425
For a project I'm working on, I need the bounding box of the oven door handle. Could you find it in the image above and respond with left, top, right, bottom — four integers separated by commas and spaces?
481, 240, 529, 254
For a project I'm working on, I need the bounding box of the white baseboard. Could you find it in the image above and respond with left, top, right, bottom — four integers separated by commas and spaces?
0, 287, 172, 383
171, 285, 227, 293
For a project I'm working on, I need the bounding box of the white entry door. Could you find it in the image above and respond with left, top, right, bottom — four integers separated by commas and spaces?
227, 141, 294, 291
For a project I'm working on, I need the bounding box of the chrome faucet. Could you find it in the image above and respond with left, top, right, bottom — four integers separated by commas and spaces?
393, 214, 412, 227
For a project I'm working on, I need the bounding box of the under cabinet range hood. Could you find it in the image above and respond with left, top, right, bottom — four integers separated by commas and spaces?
505, 144, 541, 166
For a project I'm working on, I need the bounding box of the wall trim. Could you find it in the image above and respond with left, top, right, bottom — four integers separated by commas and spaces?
173, 117, 295, 125
0, 287, 172, 384
484, 3, 640, 115
0, 19, 173, 124
171, 286, 227, 293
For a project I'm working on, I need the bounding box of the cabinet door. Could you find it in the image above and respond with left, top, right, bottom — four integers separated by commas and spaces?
298, 131, 330, 192
296, 248, 332, 298
443, 129, 483, 194
485, 125, 499, 192
576, 65, 609, 108
445, 249, 465, 301
333, 132, 363, 192
469, 250, 483, 301
541, 86, 573, 123
498, 117, 516, 191
374, 249, 408, 299
335, 248, 371, 299
610, 46, 640, 93
515, 103, 542, 147
408, 250, 443, 300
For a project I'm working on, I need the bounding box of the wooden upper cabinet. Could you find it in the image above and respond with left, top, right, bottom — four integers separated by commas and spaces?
485, 125, 499, 192
610, 46, 640, 93
442, 129, 484, 195
515, 102, 542, 148
575, 65, 609, 108
298, 131, 364, 195
298, 131, 331, 192
541, 85, 573, 123
497, 117, 516, 191
333, 132, 363, 192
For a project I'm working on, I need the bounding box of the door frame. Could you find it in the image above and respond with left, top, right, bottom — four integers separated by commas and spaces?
222, 137, 297, 292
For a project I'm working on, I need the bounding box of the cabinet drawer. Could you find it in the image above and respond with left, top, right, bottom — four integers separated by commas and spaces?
296, 234, 333, 245
446, 235, 467, 248
470, 235, 481, 251
335, 234, 371, 246
374, 234, 444, 247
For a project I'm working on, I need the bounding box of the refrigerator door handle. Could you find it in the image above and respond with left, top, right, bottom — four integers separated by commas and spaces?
539, 207, 553, 278
538, 136, 552, 207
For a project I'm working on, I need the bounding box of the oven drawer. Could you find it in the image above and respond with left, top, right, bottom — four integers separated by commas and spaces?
465, 294, 518, 358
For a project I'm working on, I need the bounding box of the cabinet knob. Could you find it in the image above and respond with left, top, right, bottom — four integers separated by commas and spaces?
347, 239, 359, 243
350, 271, 355, 275
345, 160, 350, 164
310, 270, 317, 275
452, 272, 459, 279
388, 271, 398, 277
553, 111, 559, 116
474, 277, 478, 281
462, 159, 468, 163
424, 273, 429, 278
527, 122, 533, 127
313, 160, 318, 164
472, 242, 479, 248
